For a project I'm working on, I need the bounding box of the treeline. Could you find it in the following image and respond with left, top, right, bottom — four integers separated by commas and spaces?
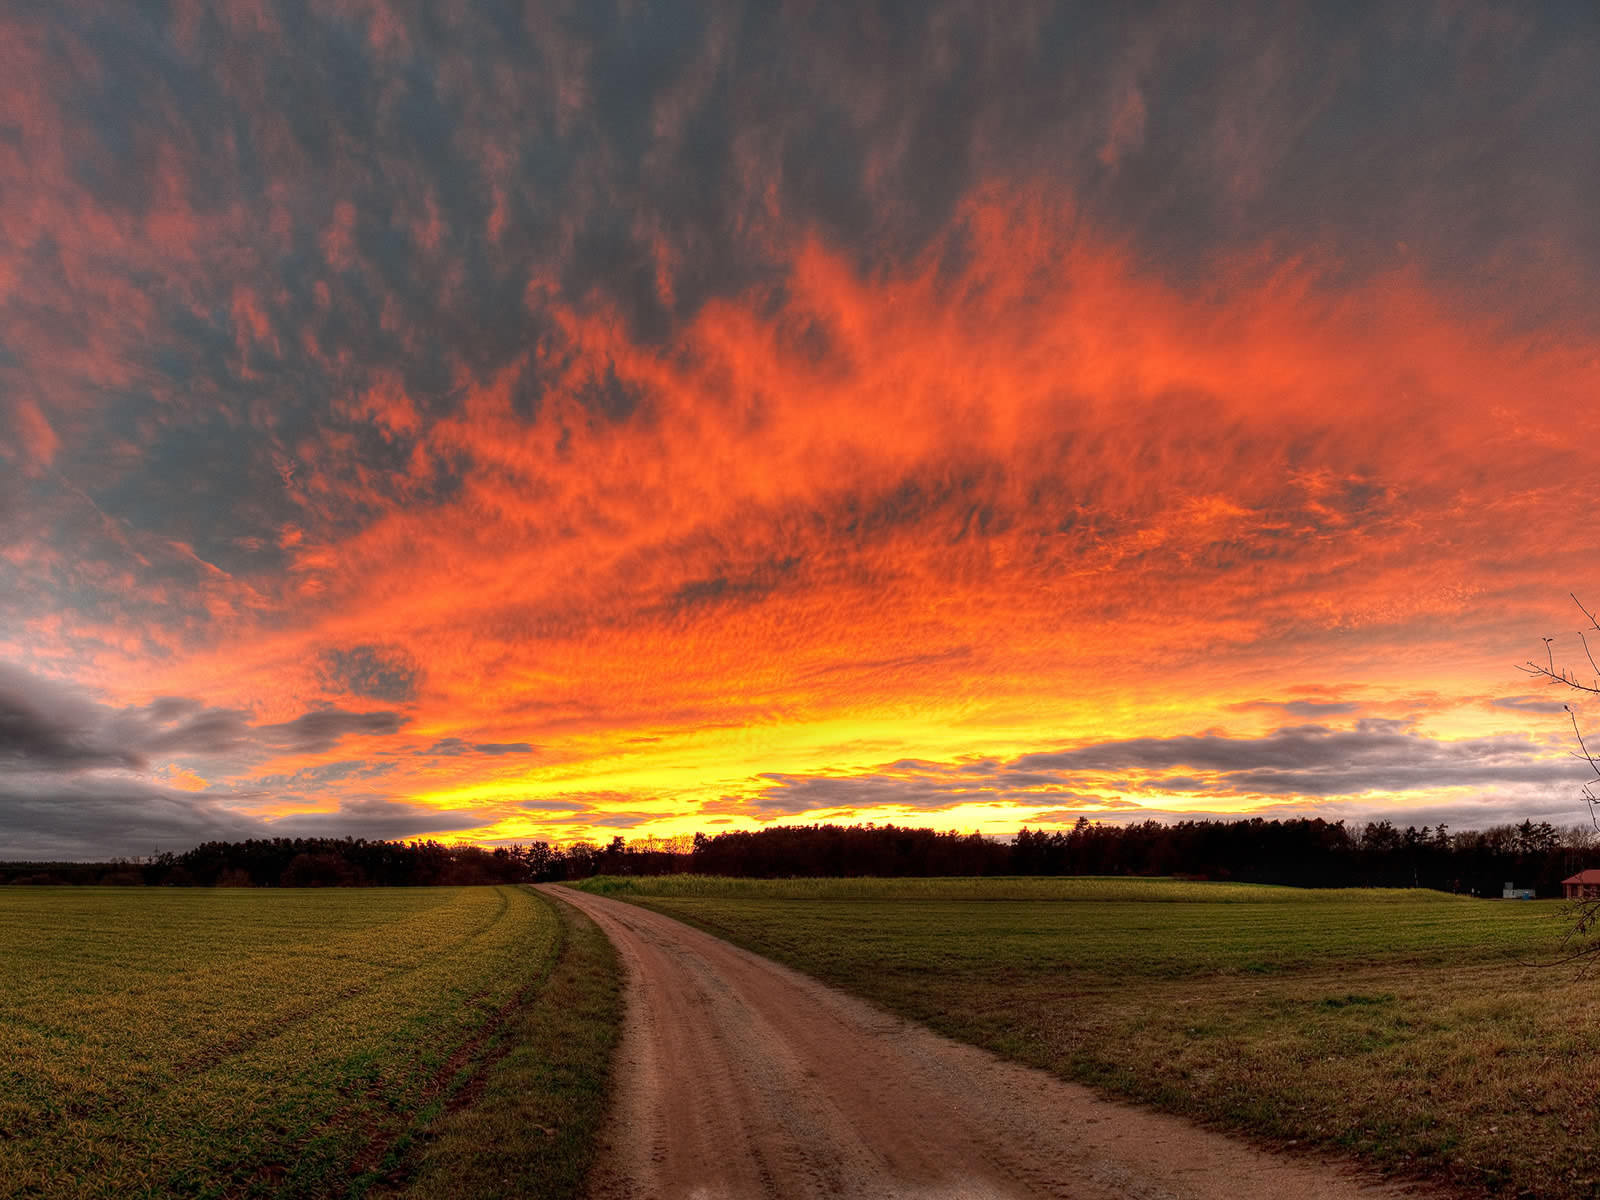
0, 837, 543, 888
1008, 817, 1593, 896
567, 818, 1597, 897
2, 818, 1594, 895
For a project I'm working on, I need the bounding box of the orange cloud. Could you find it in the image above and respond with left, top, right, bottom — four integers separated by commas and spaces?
8, 4, 1600, 854
40, 181, 1581, 845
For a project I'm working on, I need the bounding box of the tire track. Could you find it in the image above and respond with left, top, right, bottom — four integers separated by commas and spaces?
9, 887, 517, 1142
228, 889, 547, 1196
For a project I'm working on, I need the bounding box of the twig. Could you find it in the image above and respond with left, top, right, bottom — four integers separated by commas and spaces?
1573, 592, 1600, 633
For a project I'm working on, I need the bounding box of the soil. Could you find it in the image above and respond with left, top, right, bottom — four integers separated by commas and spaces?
548, 885, 1433, 1200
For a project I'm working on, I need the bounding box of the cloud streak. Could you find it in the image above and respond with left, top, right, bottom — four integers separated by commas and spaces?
741, 723, 1588, 816
0, 664, 406, 777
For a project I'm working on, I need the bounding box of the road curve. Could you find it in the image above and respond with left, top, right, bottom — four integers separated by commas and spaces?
545, 885, 1424, 1200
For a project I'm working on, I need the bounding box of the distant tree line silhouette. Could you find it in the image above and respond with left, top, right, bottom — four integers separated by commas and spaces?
1, 818, 1595, 895
0, 837, 538, 888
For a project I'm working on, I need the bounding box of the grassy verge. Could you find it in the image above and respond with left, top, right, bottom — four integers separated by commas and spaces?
394, 890, 621, 1200
574, 876, 1600, 1198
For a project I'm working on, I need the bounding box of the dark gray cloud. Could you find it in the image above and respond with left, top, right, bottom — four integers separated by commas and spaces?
135, 704, 255, 757
319, 643, 422, 704
1229, 698, 1363, 717
747, 722, 1590, 815
427, 738, 537, 757
1010, 723, 1582, 796
254, 709, 408, 755
0, 663, 407, 770
0, 664, 622, 855
0, 663, 431, 856
0, 772, 494, 861
1492, 695, 1571, 715
0, 773, 258, 860
0, 665, 139, 770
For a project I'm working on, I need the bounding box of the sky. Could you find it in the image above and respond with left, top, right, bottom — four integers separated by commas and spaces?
4, 1, 1600, 860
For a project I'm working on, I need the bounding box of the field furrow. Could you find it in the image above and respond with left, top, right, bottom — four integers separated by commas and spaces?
0, 886, 562, 1200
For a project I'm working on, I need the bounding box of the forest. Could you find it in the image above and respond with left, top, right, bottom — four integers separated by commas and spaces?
0, 816, 1591, 895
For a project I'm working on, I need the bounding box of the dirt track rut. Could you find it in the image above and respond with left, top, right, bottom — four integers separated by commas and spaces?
547, 885, 1425, 1200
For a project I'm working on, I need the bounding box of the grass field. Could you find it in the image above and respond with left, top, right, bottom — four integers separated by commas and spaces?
0, 885, 619, 1200
575, 876, 1600, 1198
578, 873, 1465, 903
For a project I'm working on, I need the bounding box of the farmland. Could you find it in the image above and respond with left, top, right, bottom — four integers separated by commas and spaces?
0, 885, 618, 1200
575, 876, 1600, 1198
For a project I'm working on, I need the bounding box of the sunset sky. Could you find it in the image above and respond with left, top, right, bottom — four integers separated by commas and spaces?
5, 2, 1600, 860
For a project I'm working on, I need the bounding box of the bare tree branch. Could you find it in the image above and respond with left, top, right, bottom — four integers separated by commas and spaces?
1573, 592, 1600, 633
1516, 660, 1600, 695
1523, 595, 1600, 962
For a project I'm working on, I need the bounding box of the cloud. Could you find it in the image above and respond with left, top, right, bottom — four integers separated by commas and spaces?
0, 770, 494, 860
319, 643, 422, 704
426, 738, 536, 757
1229, 698, 1363, 717
263, 798, 493, 840
252, 760, 399, 792
1492, 695, 1572, 716
8, 3, 1599, 660
0, 663, 407, 771
746, 722, 1588, 816
0, 664, 139, 770
135, 704, 256, 757
1008, 724, 1580, 796
254, 709, 408, 755
5, 4, 1600, 854
0, 773, 258, 860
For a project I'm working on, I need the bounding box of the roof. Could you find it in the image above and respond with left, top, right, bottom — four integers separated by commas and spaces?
1563, 870, 1600, 884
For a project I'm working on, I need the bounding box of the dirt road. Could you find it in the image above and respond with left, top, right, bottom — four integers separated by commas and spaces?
548, 886, 1425, 1200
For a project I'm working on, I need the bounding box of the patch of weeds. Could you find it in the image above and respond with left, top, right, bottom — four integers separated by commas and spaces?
1320, 993, 1395, 1009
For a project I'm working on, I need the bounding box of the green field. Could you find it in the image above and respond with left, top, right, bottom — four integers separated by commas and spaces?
576, 875, 1600, 1198
577, 873, 1464, 904
0, 885, 619, 1200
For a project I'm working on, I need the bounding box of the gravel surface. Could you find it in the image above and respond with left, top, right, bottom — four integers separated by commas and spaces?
548, 885, 1431, 1200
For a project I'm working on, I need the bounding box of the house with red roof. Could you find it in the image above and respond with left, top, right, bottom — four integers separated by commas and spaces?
1563, 870, 1600, 900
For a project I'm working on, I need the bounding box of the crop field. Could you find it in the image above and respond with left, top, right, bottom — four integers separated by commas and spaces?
0, 885, 618, 1200
575, 876, 1600, 1198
